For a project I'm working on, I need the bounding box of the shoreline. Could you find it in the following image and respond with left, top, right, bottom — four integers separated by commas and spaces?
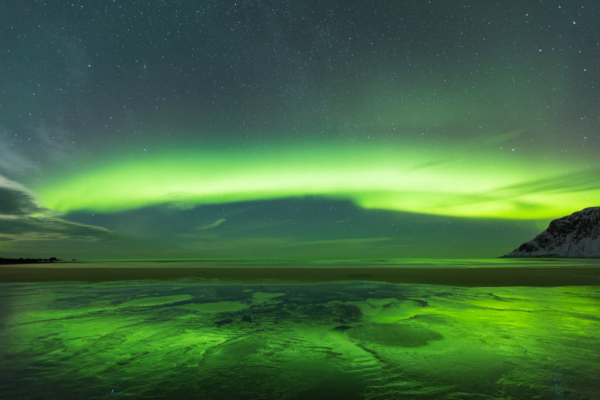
0, 266, 598, 287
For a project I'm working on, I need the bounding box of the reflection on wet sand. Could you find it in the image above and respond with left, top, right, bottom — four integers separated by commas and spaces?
1, 279, 599, 399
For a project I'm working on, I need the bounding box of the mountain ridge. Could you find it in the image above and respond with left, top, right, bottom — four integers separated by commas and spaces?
503, 207, 600, 258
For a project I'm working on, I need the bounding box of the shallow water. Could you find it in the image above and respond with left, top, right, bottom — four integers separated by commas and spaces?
52, 258, 600, 268
1, 276, 599, 399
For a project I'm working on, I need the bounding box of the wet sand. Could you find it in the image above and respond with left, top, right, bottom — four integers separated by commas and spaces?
1, 265, 599, 286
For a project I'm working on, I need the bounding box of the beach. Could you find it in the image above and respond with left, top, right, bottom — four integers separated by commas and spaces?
1, 264, 598, 286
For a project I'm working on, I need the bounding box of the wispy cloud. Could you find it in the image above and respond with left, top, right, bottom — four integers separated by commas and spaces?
291, 237, 391, 247
0, 174, 115, 242
494, 168, 600, 196
0, 123, 79, 178
0, 216, 114, 241
0, 129, 40, 177
467, 129, 525, 147
196, 218, 227, 231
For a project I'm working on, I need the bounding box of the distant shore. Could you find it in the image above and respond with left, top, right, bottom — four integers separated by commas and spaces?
0, 265, 598, 287
0, 257, 62, 265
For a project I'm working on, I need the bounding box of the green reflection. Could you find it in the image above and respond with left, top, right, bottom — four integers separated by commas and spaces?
1, 281, 599, 399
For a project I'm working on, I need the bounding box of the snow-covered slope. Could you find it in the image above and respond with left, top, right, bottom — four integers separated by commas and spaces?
503, 207, 600, 258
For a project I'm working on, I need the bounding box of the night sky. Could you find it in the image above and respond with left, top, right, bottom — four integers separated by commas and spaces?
0, 1, 598, 259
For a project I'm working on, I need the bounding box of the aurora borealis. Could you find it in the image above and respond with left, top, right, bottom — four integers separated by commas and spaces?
2, 4, 600, 398
34, 141, 599, 219
1, 1, 599, 259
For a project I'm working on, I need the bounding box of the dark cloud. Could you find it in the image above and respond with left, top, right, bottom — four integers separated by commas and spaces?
0, 175, 115, 242
0, 175, 46, 215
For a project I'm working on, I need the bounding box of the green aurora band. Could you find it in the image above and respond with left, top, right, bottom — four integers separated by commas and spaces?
33, 140, 598, 220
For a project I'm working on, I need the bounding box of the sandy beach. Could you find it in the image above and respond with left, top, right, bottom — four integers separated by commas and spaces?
1, 265, 598, 286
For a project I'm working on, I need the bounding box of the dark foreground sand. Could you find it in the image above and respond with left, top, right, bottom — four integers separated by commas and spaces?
1, 265, 599, 286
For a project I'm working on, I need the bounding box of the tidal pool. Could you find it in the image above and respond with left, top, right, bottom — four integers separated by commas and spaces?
0, 281, 598, 399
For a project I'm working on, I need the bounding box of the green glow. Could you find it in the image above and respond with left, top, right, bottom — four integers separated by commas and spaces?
2, 281, 599, 398
33, 140, 599, 219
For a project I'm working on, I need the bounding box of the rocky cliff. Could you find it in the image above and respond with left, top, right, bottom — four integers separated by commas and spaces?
503, 207, 600, 257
